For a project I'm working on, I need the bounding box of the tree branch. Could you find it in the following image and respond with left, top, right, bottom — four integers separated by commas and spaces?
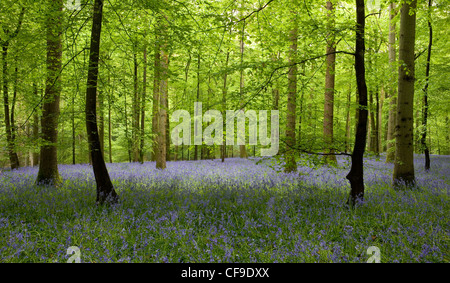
280, 138, 353, 157
233, 0, 275, 25
235, 50, 355, 111
415, 48, 427, 60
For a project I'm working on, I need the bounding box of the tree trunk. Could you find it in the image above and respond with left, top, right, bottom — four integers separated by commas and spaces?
272, 52, 280, 111
445, 116, 450, 155
156, 16, 168, 170
345, 71, 352, 153
393, 0, 417, 187
85, 0, 118, 204
182, 55, 191, 162
421, 0, 432, 171
32, 84, 40, 166
124, 90, 131, 163
151, 33, 161, 162
346, 0, 369, 207
323, 0, 337, 165
206, 75, 213, 160
298, 63, 305, 151
221, 52, 229, 163
239, 17, 248, 159
165, 82, 170, 162
26, 123, 31, 167
132, 50, 140, 162
369, 89, 379, 154
386, 3, 398, 163
108, 77, 113, 163
284, 0, 298, 173
98, 90, 105, 156
37, 0, 63, 185
72, 85, 76, 164
0, 8, 24, 170
140, 47, 147, 164
379, 87, 384, 153
11, 64, 18, 160
2, 45, 20, 170
375, 88, 380, 155
194, 52, 200, 161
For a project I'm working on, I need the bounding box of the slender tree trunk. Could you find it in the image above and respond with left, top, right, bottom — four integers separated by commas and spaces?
140, 47, 147, 164
152, 32, 161, 162
194, 52, 200, 161
98, 90, 104, 156
165, 79, 170, 162
37, 0, 63, 185
393, 0, 417, 187
174, 83, 178, 162
26, 123, 31, 167
183, 55, 191, 162
32, 84, 40, 166
369, 89, 378, 154
2, 45, 20, 170
445, 116, 450, 155
132, 50, 140, 162
156, 16, 168, 170
72, 85, 76, 164
346, 0, 369, 207
375, 88, 380, 155
108, 77, 113, 163
206, 75, 213, 160
323, 0, 337, 165
272, 53, 280, 111
285, 0, 298, 173
0, 8, 24, 170
298, 63, 305, 151
379, 87, 384, 153
386, 3, 398, 163
85, 0, 118, 204
272, 52, 280, 157
11, 64, 18, 157
221, 52, 229, 163
421, 0, 432, 171
124, 91, 131, 162
239, 18, 248, 159
345, 70, 352, 153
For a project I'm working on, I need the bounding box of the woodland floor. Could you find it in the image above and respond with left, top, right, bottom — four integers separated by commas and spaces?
0, 155, 448, 263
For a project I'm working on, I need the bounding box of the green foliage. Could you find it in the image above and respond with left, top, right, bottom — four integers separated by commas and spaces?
0, 0, 449, 166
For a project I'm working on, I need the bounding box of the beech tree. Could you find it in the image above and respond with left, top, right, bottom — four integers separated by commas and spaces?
1, 6, 24, 170
385, 2, 397, 163
156, 14, 169, 170
85, 0, 118, 204
140, 46, 147, 164
393, 0, 417, 187
421, 0, 433, 171
222, 50, 230, 163
346, 0, 369, 207
151, 30, 160, 163
36, 0, 62, 185
284, 0, 298, 173
323, 0, 337, 165
238, 1, 248, 159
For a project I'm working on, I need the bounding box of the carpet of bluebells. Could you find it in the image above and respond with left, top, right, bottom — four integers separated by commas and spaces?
0, 154, 448, 263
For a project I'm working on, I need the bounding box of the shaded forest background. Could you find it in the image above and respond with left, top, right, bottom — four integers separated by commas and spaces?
0, 0, 449, 168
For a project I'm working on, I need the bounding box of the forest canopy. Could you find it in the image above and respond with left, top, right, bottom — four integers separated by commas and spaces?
0, 0, 449, 168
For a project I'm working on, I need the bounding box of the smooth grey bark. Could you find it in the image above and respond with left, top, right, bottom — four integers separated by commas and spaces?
37, 0, 62, 185
393, 0, 417, 187
386, 3, 398, 163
